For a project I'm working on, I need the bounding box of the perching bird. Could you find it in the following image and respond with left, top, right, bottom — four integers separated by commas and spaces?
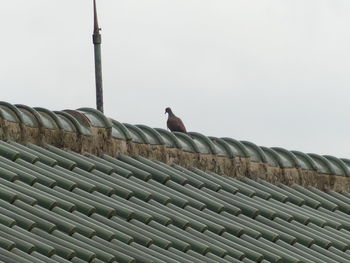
165, 107, 187, 133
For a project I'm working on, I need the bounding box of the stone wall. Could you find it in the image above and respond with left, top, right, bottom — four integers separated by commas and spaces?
1, 119, 349, 193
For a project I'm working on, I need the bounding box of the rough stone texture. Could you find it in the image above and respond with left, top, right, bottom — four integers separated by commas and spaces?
197, 154, 217, 171
281, 168, 301, 186
61, 131, 82, 153
264, 166, 282, 182
89, 127, 112, 155
212, 156, 234, 175
248, 162, 268, 181
110, 138, 128, 156
332, 175, 350, 192
1, 118, 349, 193
41, 128, 63, 147
0, 120, 21, 142
299, 169, 323, 188
127, 141, 152, 158
20, 125, 41, 145
160, 148, 179, 164
168, 151, 200, 169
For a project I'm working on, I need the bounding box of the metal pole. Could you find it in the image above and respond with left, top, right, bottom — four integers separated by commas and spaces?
93, 0, 104, 113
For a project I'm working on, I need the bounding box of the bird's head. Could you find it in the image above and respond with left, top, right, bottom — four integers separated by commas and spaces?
165, 107, 172, 114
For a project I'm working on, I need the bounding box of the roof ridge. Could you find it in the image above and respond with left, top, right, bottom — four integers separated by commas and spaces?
0, 101, 349, 192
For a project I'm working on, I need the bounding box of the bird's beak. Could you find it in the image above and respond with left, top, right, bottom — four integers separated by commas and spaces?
164, 111, 166, 114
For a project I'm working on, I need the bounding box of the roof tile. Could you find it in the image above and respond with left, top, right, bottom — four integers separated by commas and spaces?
0, 140, 350, 262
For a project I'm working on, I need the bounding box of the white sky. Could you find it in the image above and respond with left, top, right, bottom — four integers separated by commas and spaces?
1, 1, 350, 157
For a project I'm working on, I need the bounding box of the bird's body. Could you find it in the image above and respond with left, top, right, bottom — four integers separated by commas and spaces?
165, 107, 187, 133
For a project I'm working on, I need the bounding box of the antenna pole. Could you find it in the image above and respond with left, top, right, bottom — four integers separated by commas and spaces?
93, 0, 104, 113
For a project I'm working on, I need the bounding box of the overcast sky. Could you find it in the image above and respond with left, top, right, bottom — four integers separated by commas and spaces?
1, 1, 350, 157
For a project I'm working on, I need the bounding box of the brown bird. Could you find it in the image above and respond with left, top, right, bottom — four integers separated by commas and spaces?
165, 107, 187, 133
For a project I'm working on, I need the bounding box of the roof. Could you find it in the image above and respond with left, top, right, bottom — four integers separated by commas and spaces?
0, 101, 349, 176
0, 140, 350, 262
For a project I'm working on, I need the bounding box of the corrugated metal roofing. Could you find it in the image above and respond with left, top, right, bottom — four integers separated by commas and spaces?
0, 141, 349, 262
1, 101, 350, 175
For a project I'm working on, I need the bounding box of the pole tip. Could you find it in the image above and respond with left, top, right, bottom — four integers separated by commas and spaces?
93, 0, 100, 34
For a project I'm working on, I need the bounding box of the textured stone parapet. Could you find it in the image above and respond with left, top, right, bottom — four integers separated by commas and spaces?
1, 115, 349, 193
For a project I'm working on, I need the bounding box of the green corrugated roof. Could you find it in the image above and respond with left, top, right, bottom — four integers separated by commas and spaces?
0, 141, 349, 262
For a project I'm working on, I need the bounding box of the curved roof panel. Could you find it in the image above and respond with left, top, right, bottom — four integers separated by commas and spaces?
136, 125, 165, 145
324, 155, 350, 177
154, 128, 182, 149
53, 112, 76, 132
291, 151, 318, 171
260, 146, 282, 167
15, 104, 41, 128
208, 137, 234, 157
123, 123, 149, 144
221, 138, 249, 157
110, 120, 131, 140
34, 107, 62, 130
271, 147, 300, 168
173, 132, 199, 153
308, 153, 337, 175
77, 108, 112, 128
189, 132, 218, 155
0, 102, 23, 123
241, 141, 268, 163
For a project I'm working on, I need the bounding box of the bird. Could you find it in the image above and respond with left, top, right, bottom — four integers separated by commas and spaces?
165, 107, 187, 133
